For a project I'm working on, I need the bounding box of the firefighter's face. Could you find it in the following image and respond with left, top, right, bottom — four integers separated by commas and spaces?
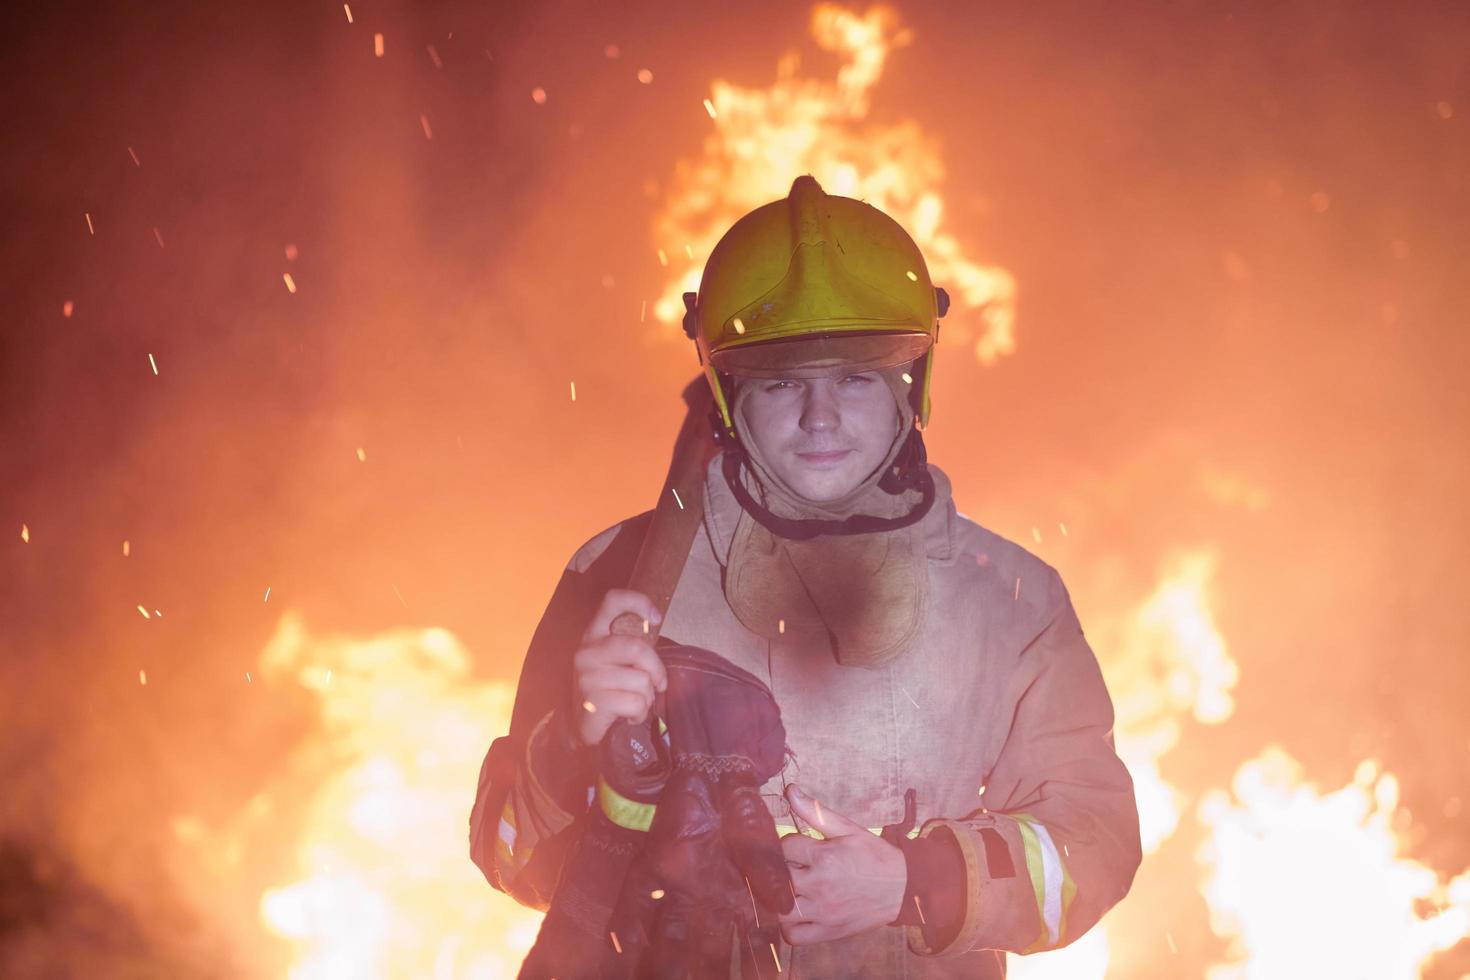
737, 371, 901, 502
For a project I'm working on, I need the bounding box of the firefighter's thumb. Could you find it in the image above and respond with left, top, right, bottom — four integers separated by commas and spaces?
786, 784, 862, 838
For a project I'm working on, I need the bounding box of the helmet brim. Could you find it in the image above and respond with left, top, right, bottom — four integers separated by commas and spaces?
710, 331, 931, 379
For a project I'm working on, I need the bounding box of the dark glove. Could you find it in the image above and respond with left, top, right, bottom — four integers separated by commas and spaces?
607, 643, 793, 978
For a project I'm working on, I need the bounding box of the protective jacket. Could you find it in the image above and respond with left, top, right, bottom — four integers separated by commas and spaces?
470, 452, 1141, 978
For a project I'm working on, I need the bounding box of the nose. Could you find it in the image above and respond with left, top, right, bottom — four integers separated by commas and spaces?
798, 380, 840, 433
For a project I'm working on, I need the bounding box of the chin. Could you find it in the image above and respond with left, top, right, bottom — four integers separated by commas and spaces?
785, 469, 865, 502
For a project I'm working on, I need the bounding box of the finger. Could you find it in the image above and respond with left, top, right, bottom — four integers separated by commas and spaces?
780, 919, 829, 947
578, 665, 657, 706
584, 589, 662, 643
580, 689, 653, 728
781, 833, 817, 867
583, 635, 668, 693
785, 784, 865, 838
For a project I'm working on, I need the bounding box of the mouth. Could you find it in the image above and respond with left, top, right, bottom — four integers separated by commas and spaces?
794, 449, 853, 467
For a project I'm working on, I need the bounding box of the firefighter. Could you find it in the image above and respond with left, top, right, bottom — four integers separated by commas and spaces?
470, 176, 1142, 977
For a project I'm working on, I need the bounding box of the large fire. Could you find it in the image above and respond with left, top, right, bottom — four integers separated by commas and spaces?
180, 4, 1466, 977
11, 3, 1466, 979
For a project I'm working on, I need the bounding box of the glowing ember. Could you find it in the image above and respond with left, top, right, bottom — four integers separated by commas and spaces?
419, 114, 432, 141
373, 33, 383, 58
1198, 748, 1470, 978
650, 4, 1015, 367
149, 353, 159, 375
283, 272, 297, 294
531, 87, 547, 104
85, 212, 94, 235
20, 523, 30, 543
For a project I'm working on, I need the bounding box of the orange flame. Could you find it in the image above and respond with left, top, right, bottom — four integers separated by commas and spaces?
1198, 748, 1470, 978
652, 3, 1016, 365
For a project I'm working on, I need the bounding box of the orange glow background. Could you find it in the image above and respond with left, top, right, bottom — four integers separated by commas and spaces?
3, 2, 1468, 977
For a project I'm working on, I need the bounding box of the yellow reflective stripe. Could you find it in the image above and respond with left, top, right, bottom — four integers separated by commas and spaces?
1014, 813, 1075, 952
495, 798, 529, 872
773, 823, 921, 841
597, 776, 657, 832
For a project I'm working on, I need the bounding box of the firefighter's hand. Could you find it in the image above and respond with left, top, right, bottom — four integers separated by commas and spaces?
571, 589, 669, 748
777, 784, 907, 945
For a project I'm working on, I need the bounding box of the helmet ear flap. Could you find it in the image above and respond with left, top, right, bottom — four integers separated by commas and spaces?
682, 292, 700, 343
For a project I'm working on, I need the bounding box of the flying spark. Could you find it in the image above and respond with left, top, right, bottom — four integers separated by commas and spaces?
419, 114, 432, 140
342, 3, 352, 24
671, 488, 684, 509
583, 700, 597, 713
640, 299, 647, 322
609, 932, 622, 954
913, 895, 926, 924
127, 146, 141, 166
704, 98, 717, 118
770, 943, 782, 972
650, 889, 664, 899
900, 371, 912, 384
148, 353, 158, 374
531, 87, 547, 105
778, 618, 785, 634
391, 584, 408, 608
63, 300, 74, 317
569, 381, 577, 401
263, 587, 271, 603
246, 671, 252, 684
283, 272, 297, 293
1059, 521, 1069, 537
426, 44, 442, 69
373, 33, 384, 57
637, 68, 653, 84
122, 540, 130, 557
356, 447, 366, 461
657, 248, 668, 267
20, 524, 29, 543
1031, 526, 1042, 544
85, 212, 94, 235
905, 270, 918, 281
152, 227, 165, 248
733, 316, 745, 334
139, 669, 148, 685
1014, 577, 1020, 600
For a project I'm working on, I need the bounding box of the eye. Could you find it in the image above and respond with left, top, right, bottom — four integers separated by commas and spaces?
764, 379, 799, 392
839, 373, 875, 385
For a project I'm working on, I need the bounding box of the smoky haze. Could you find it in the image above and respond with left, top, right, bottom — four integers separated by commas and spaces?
2, 0, 1467, 975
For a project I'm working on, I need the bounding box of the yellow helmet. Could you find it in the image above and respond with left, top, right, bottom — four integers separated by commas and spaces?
684, 175, 948, 438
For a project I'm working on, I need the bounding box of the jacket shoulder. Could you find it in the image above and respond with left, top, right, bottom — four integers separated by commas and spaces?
950, 511, 1069, 630
566, 511, 655, 576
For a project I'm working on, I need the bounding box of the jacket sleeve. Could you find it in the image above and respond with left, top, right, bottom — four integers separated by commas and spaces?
467, 513, 652, 910
906, 566, 1142, 958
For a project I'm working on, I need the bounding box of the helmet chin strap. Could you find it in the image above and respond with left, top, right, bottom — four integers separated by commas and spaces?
721, 426, 935, 541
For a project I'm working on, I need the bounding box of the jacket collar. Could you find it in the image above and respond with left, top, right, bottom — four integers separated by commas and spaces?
701, 450, 957, 565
